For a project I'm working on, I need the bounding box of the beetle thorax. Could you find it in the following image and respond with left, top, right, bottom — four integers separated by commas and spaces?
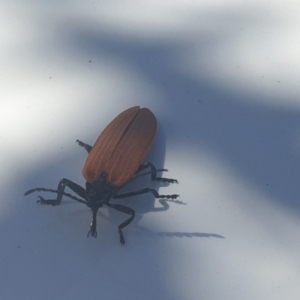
85, 173, 119, 208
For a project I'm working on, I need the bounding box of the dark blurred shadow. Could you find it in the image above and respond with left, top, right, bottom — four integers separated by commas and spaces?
148, 231, 224, 239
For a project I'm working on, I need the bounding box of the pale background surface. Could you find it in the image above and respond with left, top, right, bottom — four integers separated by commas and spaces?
1, 1, 300, 299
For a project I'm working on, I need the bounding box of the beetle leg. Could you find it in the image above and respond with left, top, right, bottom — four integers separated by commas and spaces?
114, 188, 179, 200
87, 208, 98, 238
34, 178, 87, 206
136, 162, 178, 183
106, 204, 135, 245
76, 139, 92, 153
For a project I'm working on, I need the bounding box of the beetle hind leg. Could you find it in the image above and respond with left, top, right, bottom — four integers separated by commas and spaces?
136, 162, 178, 183
106, 204, 135, 245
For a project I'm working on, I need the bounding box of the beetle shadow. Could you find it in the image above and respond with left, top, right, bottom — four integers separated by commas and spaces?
92, 207, 224, 242
69, 201, 223, 243
133, 227, 225, 239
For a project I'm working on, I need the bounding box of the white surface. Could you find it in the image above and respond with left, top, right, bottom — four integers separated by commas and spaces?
1, 1, 300, 299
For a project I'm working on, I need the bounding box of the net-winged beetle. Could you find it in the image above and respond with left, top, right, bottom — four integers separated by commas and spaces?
25, 106, 178, 244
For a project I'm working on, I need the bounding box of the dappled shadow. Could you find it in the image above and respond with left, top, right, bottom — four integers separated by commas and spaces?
55, 14, 300, 215
3, 2, 300, 300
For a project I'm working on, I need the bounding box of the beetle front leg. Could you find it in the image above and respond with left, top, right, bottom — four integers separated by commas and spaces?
37, 178, 86, 206
135, 162, 178, 183
106, 204, 135, 245
87, 208, 98, 238
76, 140, 92, 153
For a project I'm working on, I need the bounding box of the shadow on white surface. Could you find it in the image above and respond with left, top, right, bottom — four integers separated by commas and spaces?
1, 1, 300, 299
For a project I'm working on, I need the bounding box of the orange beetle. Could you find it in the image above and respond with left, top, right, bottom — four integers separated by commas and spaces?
25, 106, 178, 244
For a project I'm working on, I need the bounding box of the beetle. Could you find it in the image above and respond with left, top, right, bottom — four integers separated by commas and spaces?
25, 106, 179, 244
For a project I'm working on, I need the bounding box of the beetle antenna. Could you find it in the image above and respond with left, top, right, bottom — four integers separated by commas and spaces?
24, 188, 84, 202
